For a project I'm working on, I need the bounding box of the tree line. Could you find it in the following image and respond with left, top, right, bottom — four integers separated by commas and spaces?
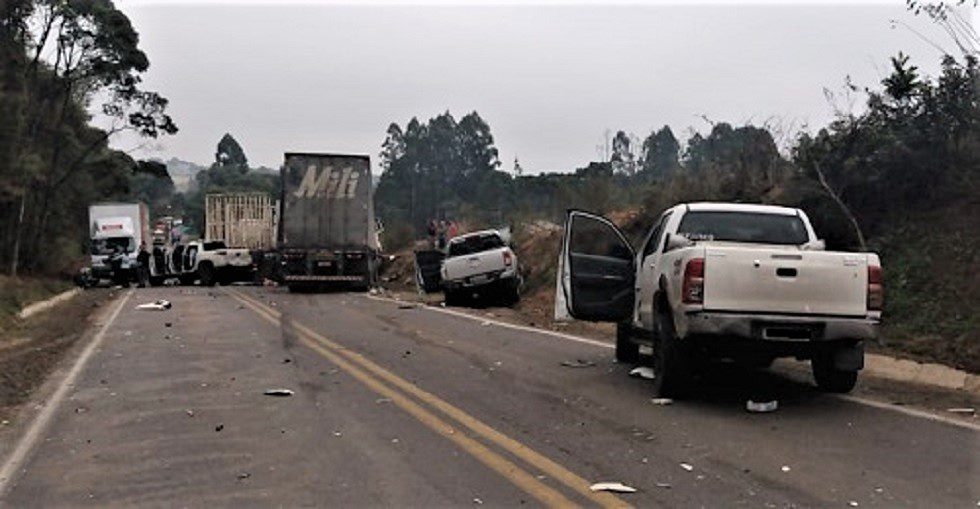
0, 0, 176, 275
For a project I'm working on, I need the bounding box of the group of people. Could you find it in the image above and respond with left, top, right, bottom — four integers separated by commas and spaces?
427, 219, 459, 249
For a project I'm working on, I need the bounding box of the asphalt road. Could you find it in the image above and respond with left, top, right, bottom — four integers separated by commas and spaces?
0, 286, 977, 507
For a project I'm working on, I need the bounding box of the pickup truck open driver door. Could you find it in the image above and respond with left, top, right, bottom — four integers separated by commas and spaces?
555, 210, 635, 322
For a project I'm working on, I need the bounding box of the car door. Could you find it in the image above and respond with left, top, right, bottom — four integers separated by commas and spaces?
556, 210, 635, 322
637, 211, 671, 330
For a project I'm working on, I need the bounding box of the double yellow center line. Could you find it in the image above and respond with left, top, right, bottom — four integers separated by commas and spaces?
227, 289, 629, 508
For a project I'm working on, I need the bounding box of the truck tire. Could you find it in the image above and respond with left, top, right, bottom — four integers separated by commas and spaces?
652, 308, 693, 398
502, 280, 521, 306
812, 352, 858, 393
199, 262, 216, 287
444, 289, 460, 307
615, 322, 640, 363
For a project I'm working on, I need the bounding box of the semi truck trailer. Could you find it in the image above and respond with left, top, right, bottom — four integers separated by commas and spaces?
279, 153, 380, 292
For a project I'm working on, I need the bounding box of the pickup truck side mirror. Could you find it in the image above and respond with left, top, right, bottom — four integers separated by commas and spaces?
802, 239, 826, 251
663, 233, 694, 253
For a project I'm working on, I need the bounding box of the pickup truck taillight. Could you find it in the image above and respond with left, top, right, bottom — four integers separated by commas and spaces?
682, 257, 705, 304
503, 251, 513, 267
867, 265, 884, 311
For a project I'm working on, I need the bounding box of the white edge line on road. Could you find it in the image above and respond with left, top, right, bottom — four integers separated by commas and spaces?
0, 289, 134, 497
365, 294, 980, 433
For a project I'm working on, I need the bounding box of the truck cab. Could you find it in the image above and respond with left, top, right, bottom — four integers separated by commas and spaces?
556, 203, 882, 396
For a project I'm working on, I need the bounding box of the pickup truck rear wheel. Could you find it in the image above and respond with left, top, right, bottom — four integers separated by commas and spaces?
652, 309, 692, 398
615, 322, 640, 363
812, 353, 858, 393
199, 263, 216, 287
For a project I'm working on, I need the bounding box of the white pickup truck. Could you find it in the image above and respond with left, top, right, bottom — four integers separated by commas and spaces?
441, 230, 522, 305
556, 203, 882, 396
169, 240, 255, 286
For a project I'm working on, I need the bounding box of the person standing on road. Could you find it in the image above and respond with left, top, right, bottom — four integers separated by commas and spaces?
136, 242, 151, 288
427, 219, 437, 248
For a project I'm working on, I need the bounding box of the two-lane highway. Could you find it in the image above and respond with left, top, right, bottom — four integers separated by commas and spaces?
0, 286, 977, 507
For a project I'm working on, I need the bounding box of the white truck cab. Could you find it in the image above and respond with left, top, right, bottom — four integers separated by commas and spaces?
557, 203, 882, 396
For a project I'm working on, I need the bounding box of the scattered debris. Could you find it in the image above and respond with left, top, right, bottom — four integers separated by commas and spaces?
186, 410, 194, 417
746, 400, 779, 413
848, 502, 859, 507
263, 388, 295, 397
629, 367, 655, 380
560, 359, 596, 368
481, 321, 491, 326
947, 407, 976, 415
680, 463, 694, 472
0, 420, 9, 426
215, 424, 224, 432
164, 322, 172, 328
376, 398, 392, 404
589, 482, 637, 493
472, 497, 483, 505
391, 438, 399, 443
781, 465, 791, 473
237, 472, 251, 480
135, 300, 172, 311
333, 431, 342, 437
283, 358, 292, 364
398, 303, 416, 309
873, 487, 884, 494
651, 398, 673, 406
74, 407, 87, 414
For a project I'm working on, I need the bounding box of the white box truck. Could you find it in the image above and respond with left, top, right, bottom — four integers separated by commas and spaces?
87, 202, 150, 286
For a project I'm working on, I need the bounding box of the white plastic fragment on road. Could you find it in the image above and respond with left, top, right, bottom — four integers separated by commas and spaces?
655, 482, 671, 489
946, 407, 975, 414
781, 465, 791, 472
629, 367, 655, 379
263, 388, 294, 397
589, 482, 637, 493
746, 400, 779, 413
680, 463, 694, 472
848, 501, 859, 507
651, 398, 673, 406
135, 300, 172, 311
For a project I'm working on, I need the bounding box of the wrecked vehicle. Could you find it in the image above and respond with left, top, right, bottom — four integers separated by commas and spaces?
168, 240, 255, 286
556, 202, 882, 396
441, 229, 521, 305
85, 202, 152, 287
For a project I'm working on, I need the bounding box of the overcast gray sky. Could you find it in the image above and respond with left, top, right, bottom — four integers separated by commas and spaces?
110, 1, 971, 174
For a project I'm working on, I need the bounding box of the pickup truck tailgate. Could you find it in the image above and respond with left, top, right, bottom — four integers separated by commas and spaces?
702, 247, 869, 317
444, 248, 508, 281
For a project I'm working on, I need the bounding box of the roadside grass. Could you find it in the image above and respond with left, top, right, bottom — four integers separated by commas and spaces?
0, 276, 73, 336
873, 202, 980, 373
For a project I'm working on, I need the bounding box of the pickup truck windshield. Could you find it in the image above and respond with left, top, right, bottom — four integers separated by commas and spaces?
91, 236, 135, 255
448, 234, 504, 257
677, 211, 809, 245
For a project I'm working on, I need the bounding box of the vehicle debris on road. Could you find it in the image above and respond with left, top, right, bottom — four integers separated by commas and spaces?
560, 359, 596, 368
781, 465, 791, 472
629, 367, 655, 379
263, 388, 295, 397
651, 398, 673, 406
135, 300, 172, 311
946, 407, 975, 415
746, 400, 779, 413
589, 482, 637, 493
680, 463, 694, 472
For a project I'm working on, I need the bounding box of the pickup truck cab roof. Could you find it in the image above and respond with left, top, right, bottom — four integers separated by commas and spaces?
449, 229, 502, 244
682, 202, 800, 216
